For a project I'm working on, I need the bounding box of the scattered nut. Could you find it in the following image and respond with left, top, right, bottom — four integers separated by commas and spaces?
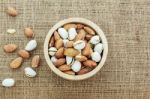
10, 57, 23, 68
7, 7, 18, 17
32, 55, 40, 68
18, 49, 30, 59
7, 29, 16, 34
25, 40, 37, 51
3, 44, 17, 53
2, 78, 15, 87
24, 27, 34, 38
24, 67, 36, 77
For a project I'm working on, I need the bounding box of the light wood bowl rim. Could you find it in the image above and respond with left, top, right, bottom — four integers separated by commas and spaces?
44, 18, 108, 80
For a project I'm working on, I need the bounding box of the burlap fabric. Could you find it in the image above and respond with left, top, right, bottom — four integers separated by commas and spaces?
0, 0, 150, 99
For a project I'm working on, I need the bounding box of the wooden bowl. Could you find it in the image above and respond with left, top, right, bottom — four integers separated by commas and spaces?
44, 18, 108, 80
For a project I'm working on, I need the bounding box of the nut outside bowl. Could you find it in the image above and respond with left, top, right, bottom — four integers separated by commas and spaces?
44, 18, 108, 80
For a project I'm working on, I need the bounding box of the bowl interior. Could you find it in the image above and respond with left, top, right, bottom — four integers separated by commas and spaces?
44, 18, 108, 80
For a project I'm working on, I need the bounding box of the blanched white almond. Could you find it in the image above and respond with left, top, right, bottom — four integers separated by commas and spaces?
94, 43, 103, 54
58, 28, 68, 39
68, 28, 77, 40
25, 40, 37, 51
24, 67, 36, 77
71, 60, 81, 72
48, 47, 57, 56
2, 78, 15, 87
51, 56, 58, 63
66, 56, 74, 65
91, 52, 101, 62
63, 39, 69, 47
7, 29, 16, 34
73, 40, 86, 50
90, 35, 100, 44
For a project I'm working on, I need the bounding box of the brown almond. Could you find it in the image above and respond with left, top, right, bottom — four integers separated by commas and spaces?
75, 55, 87, 62
49, 36, 55, 47
58, 64, 71, 71
55, 39, 63, 49
3, 44, 17, 53
82, 43, 93, 57
7, 7, 18, 17
85, 34, 93, 41
54, 31, 61, 41
55, 47, 64, 58
77, 68, 91, 75
84, 26, 95, 35
63, 24, 77, 30
18, 49, 30, 59
54, 58, 65, 67
64, 48, 80, 57
10, 57, 23, 68
83, 60, 97, 67
76, 23, 84, 29
31, 55, 40, 68
66, 41, 74, 48
64, 70, 75, 75
74, 29, 86, 41
24, 28, 34, 38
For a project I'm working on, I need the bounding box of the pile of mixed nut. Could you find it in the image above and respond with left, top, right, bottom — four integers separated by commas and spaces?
48, 23, 103, 75
1, 7, 40, 87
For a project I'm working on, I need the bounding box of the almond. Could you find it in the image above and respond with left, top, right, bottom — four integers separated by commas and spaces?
77, 68, 91, 75
31, 55, 40, 68
55, 39, 63, 49
76, 24, 84, 29
7, 7, 18, 17
18, 49, 30, 59
63, 24, 77, 30
54, 31, 61, 41
64, 70, 75, 75
82, 43, 93, 57
75, 55, 87, 61
53, 58, 65, 67
3, 44, 17, 53
55, 47, 64, 58
10, 57, 23, 68
84, 26, 95, 35
85, 34, 93, 41
58, 64, 71, 71
83, 60, 97, 67
66, 41, 74, 48
24, 28, 34, 38
49, 36, 55, 47
64, 48, 80, 57
74, 29, 86, 41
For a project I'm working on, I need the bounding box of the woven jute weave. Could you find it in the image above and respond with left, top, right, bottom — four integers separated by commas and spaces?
0, 0, 150, 99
